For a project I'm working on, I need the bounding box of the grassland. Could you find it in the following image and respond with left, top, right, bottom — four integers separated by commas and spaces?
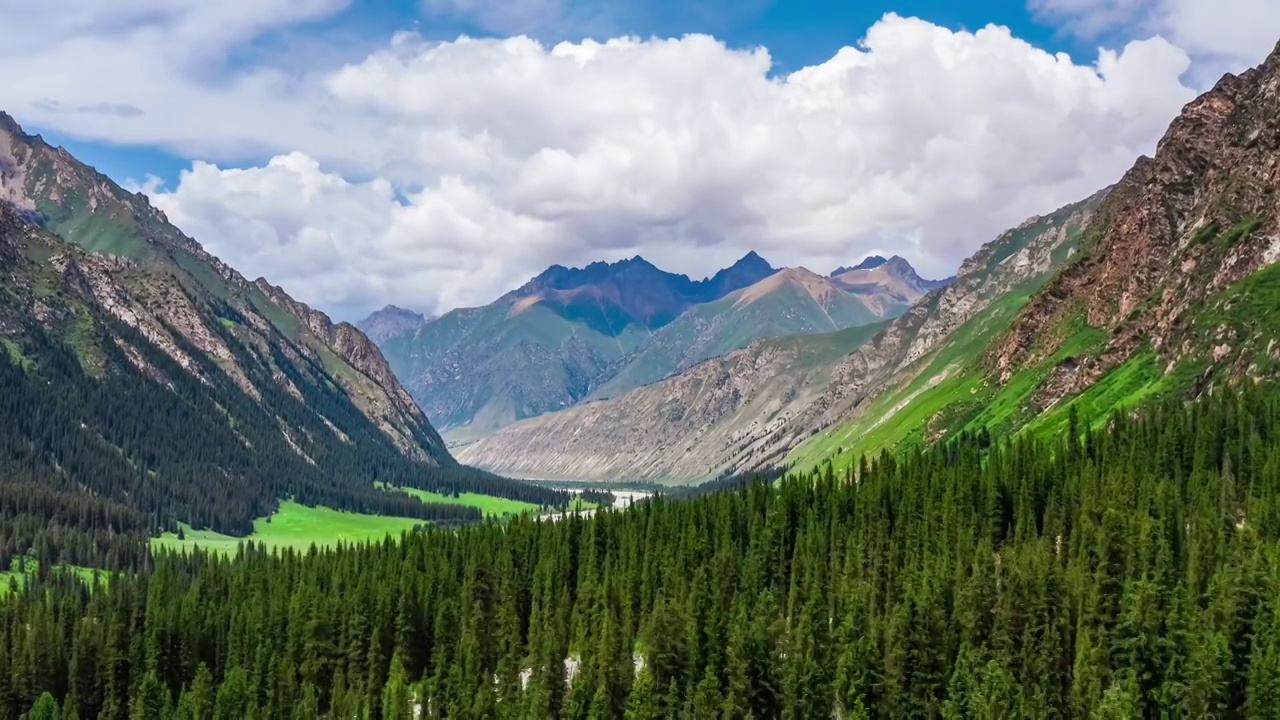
152, 500, 426, 555
0, 558, 108, 597
390, 485, 541, 518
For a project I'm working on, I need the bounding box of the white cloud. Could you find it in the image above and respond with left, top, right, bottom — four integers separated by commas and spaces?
0, 0, 355, 159
1032, 0, 1280, 77
0, 4, 1205, 319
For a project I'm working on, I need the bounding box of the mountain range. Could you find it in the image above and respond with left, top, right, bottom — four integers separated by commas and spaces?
365, 250, 948, 439
456, 39, 1280, 482
0, 111, 563, 536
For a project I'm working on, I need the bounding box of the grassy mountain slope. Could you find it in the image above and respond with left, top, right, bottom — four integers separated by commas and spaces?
0, 112, 569, 539
458, 192, 1104, 482
379, 299, 654, 441
791, 42, 1280, 472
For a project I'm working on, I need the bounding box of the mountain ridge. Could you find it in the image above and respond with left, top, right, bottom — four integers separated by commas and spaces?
357, 304, 431, 344
0, 110, 569, 534
453, 195, 1100, 481
373, 252, 945, 434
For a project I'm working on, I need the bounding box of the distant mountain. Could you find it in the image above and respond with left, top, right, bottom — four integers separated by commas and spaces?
374, 251, 951, 436
456, 193, 1104, 482
829, 255, 951, 314
830, 255, 887, 275
0, 111, 564, 537
590, 263, 936, 399
358, 305, 431, 344
502, 252, 778, 334
376, 253, 778, 438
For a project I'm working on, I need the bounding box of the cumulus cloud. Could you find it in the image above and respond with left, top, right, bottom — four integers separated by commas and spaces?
0, 0, 354, 158
155, 16, 1196, 318
0, 2, 1207, 319
1032, 0, 1280, 77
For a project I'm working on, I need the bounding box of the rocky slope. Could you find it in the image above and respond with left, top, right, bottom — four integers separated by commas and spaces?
991, 42, 1280, 400
456, 322, 886, 481
799, 193, 1106, 434
457, 194, 1099, 481
786, 41, 1280, 472
829, 255, 952, 314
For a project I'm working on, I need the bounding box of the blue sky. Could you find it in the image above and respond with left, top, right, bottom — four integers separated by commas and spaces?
37, 0, 1092, 189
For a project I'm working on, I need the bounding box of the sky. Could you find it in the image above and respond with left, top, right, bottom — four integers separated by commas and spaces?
1, 0, 1278, 320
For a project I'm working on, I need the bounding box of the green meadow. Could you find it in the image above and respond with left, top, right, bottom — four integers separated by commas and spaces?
388, 485, 542, 518
152, 500, 426, 555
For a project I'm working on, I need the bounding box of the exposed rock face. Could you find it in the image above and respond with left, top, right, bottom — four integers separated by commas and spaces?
457, 193, 1102, 481
0, 111, 451, 465
804, 194, 1105, 432
254, 280, 448, 460
992, 40, 1280, 401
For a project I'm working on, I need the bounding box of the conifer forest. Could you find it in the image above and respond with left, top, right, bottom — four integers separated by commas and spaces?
5, 387, 1280, 718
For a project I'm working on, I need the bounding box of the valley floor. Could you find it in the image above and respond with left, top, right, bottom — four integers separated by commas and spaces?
152, 501, 428, 555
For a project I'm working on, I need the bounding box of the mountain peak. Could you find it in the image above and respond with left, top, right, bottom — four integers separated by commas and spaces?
0, 111, 24, 138
883, 255, 917, 276
731, 250, 770, 268
357, 304, 430, 343
704, 251, 776, 297
831, 255, 888, 276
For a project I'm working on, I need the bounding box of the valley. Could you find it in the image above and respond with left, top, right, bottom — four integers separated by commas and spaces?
3, 8, 1280, 718
368, 251, 946, 441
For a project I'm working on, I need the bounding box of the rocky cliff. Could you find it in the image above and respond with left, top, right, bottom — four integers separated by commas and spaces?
992, 41, 1280, 400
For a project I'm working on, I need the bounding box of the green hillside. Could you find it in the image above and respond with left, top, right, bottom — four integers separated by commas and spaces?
381, 300, 651, 439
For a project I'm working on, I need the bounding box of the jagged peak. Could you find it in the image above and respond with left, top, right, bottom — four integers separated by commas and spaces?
0, 111, 24, 138
831, 255, 888, 276
883, 255, 918, 275
726, 250, 772, 269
